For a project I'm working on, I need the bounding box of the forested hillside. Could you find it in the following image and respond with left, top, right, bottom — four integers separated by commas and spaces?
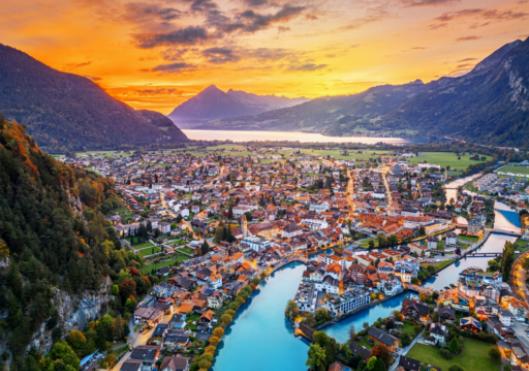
0, 116, 147, 369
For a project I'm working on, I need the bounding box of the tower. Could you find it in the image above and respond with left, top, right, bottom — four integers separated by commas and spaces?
241, 214, 248, 238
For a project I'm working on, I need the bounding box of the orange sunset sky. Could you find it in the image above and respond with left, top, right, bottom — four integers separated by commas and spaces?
1, 0, 528, 114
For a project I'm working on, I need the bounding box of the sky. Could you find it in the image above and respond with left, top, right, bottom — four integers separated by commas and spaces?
1, 0, 528, 113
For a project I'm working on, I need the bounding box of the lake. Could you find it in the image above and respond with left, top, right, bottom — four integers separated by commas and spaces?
182, 129, 407, 145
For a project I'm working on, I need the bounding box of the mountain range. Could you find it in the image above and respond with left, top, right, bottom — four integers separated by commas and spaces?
182, 37, 529, 147
169, 84, 307, 127
0, 44, 188, 153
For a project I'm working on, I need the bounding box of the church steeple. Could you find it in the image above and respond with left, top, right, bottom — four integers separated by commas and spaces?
241, 214, 248, 238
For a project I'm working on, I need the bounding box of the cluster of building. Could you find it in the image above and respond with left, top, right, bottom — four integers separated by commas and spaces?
66, 148, 529, 370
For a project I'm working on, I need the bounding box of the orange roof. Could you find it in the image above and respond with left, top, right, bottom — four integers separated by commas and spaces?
176, 303, 193, 314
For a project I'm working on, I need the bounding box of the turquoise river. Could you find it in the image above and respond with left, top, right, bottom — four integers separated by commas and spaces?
214, 210, 520, 370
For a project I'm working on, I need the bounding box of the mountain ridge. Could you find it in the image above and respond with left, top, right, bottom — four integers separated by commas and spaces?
0, 44, 188, 153
190, 38, 529, 147
168, 84, 307, 127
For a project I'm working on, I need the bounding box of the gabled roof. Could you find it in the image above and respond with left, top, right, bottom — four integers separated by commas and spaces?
398, 356, 421, 371
368, 327, 399, 347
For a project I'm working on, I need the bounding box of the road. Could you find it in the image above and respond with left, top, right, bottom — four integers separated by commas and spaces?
389, 330, 424, 371
346, 167, 356, 217
380, 165, 394, 211
111, 311, 173, 371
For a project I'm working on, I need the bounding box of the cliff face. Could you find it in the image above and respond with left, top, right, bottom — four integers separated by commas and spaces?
29, 283, 112, 353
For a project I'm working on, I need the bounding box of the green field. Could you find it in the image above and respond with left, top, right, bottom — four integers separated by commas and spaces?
408, 152, 491, 172
75, 150, 133, 159
497, 164, 529, 176
140, 251, 191, 273
279, 148, 393, 161
407, 338, 500, 371
132, 241, 155, 250
136, 245, 161, 257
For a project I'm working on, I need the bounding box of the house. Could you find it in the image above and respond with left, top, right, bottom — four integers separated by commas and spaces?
459, 316, 482, 332
428, 323, 448, 346
128, 345, 160, 370
499, 310, 513, 327
368, 327, 400, 352
445, 232, 457, 247
282, 223, 303, 238
207, 291, 224, 309
160, 355, 190, 371
209, 273, 222, 289
438, 305, 456, 322
427, 237, 438, 250
121, 360, 143, 371
348, 342, 371, 361
398, 356, 421, 371
164, 329, 190, 351
401, 299, 430, 323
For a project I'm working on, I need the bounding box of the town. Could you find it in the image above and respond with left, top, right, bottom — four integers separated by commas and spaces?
65, 144, 529, 371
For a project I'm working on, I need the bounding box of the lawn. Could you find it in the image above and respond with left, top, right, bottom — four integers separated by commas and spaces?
136, 245, 161, 257
407, 338, 500, 371
497, 164, 529, 176
408, 152, 491, 172
132, 241, 156, 250
423, 258, 456, 272
140, 252, 190, 274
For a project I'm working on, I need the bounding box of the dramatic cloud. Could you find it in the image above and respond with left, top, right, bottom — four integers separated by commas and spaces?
288, 63, 326, 71
203, 47, 240, 63
401, 0, 460, 6
152, 61, 194, 72
430, 7, 529, 28
244, 47, 292, 60
456, 35, 480, 41
123, 2, 181, 23
136, 26, 210, 48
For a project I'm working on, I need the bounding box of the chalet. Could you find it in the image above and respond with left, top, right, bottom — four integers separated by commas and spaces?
438, 306, 456, 322
120, 360, 143, 371
160, 355, 190, 371
427, 323, 448, 346
398, 356, 421, 371
128, 345, 160, 370
164, 329, 190, 351
401, 299, 430, 323
348, 341, 371, 361
368, 327, 400, 352
459, 316, 482, 332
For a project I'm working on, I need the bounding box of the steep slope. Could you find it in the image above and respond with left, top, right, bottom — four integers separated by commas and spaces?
168, 84, 306, 127
0, 117, 129, 362
217, 37, 529, 147
0, 44, 188, 153
215, 80, 426, 135
389, 39, 529, 146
